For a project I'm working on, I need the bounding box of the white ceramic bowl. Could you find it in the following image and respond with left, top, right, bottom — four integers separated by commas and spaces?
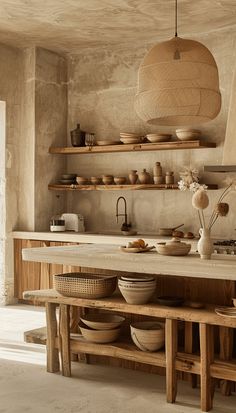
130, 321, 165, 352
118, 284, 156, 304
176, 129, 201, 141
118, 279, 156, 289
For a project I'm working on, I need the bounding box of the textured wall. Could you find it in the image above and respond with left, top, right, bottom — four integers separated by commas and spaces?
67, 28, 236, 239
34, 48, 67, 230
0, 44, 23, 304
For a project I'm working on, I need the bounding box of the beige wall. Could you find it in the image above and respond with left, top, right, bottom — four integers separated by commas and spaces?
66, 27, 236, 238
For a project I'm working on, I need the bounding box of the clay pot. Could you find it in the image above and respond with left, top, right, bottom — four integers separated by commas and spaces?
128, 170, 138, 184
91, 177, 102, 185
102, 175, 114, 185
114, 176, 126, 185
138, 169, 151, 184
153, 162, 162, 177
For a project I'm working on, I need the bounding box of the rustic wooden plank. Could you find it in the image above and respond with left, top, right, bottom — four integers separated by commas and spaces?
48, 183, 218, 191
49, 140, 216, 155
219, 326, 234, 396
46, 302, 60, 373
22, 291, 236, 329
184, 322, 198, 388
59, 304, 71, 377
200, 323, 214, 412
24, 326, 47, 345
165, 319, 178, 403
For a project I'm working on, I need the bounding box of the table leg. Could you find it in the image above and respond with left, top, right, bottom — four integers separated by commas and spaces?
46, 302, 60, 373
219, 326, 234, 396
70, 305, 79, 361
166, 318, 178, 403
59, 304, 71, 377
199, 323, 214, 412
185, 322, 198, 388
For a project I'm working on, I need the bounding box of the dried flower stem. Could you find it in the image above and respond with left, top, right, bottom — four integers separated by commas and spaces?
197, 210, 203, 227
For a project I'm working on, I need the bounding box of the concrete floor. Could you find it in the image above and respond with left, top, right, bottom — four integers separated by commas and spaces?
0, 305, 235, 413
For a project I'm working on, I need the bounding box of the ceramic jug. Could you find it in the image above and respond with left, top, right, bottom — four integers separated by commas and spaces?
197, 228, 214, 260
129, 170, 138, 184
138, 169, 151, 184
153, 162, 162, 177
70, 123, 86, 147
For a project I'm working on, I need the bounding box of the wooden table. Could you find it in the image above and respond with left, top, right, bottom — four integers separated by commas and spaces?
22, 244, 236, 411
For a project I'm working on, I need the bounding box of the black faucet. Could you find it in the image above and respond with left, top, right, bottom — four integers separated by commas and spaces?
116, 196, 132, 231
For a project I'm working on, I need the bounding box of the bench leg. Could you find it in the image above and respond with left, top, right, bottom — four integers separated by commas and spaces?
70, 305, 79, 361
185, 321, 198, 388
219, 326, 234, 396
46, 302, 60, 373
59, 304, 71, 377
199, 323, 214, 412
166, 318, 178, 403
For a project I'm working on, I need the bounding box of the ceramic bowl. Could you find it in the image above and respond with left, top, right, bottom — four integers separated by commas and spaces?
76, 176, 89, 185
176, 129, 201, 141
102, 175, 114, 185
146, 134, 172, 143
80, 313, 125, 330
130, 321, 165, 352
157, 296, 184, 307
118, 283, 156, 304
156, 238, 191, 256
61, 174, 77, 179
79, 323, 121, 343
114, 176, 126, 185
91, 176, 102, 185
120, 137, 143, 144
118, 279, 156, 289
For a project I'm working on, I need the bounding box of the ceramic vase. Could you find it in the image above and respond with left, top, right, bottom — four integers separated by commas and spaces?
129, 170, 138, 184
70, 123, 86, 147
197, 228, 214, 260
138, 169, 151, 184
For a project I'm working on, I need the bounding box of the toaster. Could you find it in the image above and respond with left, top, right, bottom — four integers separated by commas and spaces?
60, 213, 85, 232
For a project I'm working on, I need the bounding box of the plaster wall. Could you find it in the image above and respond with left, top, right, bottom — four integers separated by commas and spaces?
0, 44, 23, 304
67, 28, 236, 239
34, 48, 67, 230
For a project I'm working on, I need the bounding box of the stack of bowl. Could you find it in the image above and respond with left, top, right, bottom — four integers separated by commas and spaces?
79, 313, 125, 344
118, 275, 156, 304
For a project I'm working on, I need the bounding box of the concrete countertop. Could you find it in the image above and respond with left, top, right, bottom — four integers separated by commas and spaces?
22, 243, 236, 281
12, 230, 198, 248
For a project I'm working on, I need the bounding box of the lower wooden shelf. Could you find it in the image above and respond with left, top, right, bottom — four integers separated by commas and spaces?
48, 183, 218, 191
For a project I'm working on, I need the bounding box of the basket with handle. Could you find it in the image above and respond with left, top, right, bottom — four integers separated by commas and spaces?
53, 272, 117, 299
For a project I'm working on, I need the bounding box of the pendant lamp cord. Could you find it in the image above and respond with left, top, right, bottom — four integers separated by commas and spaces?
175, 0, 178, 37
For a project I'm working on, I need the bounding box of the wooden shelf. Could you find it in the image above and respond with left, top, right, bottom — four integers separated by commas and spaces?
49, 140, 216, 155
48, 183, 218, 191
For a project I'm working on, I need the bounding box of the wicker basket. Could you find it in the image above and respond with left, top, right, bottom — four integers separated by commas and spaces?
53, 272, 117, 298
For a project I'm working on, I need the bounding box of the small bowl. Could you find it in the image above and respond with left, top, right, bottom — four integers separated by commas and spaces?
146, 134, 172, 143
91, 177, 102, 185
79, 323, 121, 343
157, 296, 184, 307
76, 176, 89, 185
130, 321, 165, 352
114, 176, 126, 185
176, 129, 201, 141
102, 175, 114, 185
61, 174, 77, 179
80, 313, 125, 330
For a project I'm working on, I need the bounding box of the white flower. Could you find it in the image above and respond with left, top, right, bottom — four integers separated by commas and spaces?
178, 179, 188, 191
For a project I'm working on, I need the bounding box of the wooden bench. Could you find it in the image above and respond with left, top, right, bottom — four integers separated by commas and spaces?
23, 289, 236, 412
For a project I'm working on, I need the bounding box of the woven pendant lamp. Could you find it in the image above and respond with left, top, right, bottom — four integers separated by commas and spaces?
135, 1, 221, 126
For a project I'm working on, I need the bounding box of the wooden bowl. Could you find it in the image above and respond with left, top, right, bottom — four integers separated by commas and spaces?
76, 176, 89, 185
91, 177, 102, 185
80, 313, 125, 330
146, 134, 172, 143
102, 175, 114, 185
79, 323, 121, 343
130, 321, 165, 352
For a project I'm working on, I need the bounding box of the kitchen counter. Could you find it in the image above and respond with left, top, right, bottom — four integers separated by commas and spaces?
13, 230, 198, 248
22, 243, 236, 281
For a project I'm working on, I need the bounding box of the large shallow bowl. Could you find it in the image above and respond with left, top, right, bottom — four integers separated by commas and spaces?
118, 283, 156, 304
54, 273, 117, 298
156, 238, 191, 256
80, 313, 125, 330
130, 321, 165, 352
79, 323, 121, 343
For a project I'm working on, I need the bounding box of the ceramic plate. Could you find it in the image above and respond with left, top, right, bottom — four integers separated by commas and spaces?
215, 307, 236, 317
120, 246, 154, 253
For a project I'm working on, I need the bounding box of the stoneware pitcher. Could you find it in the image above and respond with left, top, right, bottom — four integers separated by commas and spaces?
197, 228, 214, 260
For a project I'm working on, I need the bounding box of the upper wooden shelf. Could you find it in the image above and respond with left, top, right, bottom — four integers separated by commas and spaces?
49, 140, 216, 155
48, 183, 218, 191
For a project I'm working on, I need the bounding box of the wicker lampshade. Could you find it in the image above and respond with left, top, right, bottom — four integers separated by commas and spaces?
135, 36, 221, 126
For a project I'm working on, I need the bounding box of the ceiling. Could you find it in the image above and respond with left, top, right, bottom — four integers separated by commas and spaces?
0, 0, 235, 54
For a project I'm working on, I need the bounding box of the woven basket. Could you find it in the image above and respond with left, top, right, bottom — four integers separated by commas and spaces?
53, 272, 117, 299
